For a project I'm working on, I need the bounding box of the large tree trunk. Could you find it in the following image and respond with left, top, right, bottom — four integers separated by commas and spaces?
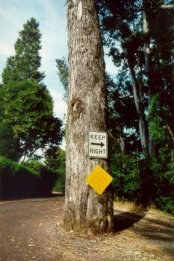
63, 0, 114, 234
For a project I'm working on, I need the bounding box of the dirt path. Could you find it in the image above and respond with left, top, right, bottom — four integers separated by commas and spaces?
0, 196, 174, 261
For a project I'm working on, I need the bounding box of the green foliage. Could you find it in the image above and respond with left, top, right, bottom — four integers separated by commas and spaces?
0, 122, 19, 160
149, 117, 166, 143
149, 150, 174, 213
165, 158, 174, 184
44, 147, 65, 193
0, 80, 62, 160
110, 153, 141, 200
111, 150, 174, 212
148, 94, 168, 144
23, 160, 44, 174
156, 196, 174, 215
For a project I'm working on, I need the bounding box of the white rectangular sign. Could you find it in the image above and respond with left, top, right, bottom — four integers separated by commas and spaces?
89, 131, 108, 159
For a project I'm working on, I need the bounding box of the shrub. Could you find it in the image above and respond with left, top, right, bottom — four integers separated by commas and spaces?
0, 156, 40, 199
0, 157, 57, 199
156, 196, 174, 215
23, 160, 57, 196
110, 153, 141, 201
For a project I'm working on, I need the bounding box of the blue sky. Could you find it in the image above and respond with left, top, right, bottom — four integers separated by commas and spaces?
0, 0, 67, 120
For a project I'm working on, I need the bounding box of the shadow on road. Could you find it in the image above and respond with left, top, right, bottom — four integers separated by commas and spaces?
114, 208, 174, 258
0, 192, 64, 203
114, 210, 146, 232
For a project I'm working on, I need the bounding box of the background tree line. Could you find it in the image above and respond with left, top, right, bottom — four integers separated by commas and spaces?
57, 0, 174, 215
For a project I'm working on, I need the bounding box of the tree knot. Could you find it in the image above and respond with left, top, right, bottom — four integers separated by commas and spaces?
70, 97, 84, 120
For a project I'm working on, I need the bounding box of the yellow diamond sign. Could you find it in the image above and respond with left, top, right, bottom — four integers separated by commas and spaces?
86, 165, 113, 195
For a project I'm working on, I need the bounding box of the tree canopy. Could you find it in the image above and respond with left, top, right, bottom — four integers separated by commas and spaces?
96, 0, 174, 212
97, 0, 174, 157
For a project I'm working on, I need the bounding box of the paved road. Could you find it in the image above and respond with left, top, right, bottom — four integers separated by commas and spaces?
0, 197, 174, 261
0, 197, 65, 261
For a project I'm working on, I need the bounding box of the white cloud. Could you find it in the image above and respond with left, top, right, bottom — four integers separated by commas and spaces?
0, 42, 15, 57
105, 55, 118, 76
104, 47, 118, 76
49, 89, 67, 120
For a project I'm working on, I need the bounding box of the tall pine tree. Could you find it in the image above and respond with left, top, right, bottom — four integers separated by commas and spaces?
0, 18, 62, 161
2, 18, 44, 84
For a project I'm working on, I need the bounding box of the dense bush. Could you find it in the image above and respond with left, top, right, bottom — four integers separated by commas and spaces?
156, 196, 174, 215
23, 160, 58, 196
110, 150, 174, 214
150, 151, 174, 215
110, 151, 174, 215
0, 156, 39, 199
110, 153, 141, 201
0, 157, 57, 199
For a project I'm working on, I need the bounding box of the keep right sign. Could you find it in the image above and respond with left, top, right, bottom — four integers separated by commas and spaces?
89, 131, 108, 159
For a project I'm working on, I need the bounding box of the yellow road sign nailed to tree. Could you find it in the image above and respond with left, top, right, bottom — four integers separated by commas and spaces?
86, 165, 113, 195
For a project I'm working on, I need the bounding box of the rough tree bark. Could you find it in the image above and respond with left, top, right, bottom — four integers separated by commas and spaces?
63, 0, 114, 234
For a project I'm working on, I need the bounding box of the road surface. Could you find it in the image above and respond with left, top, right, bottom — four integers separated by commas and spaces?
0, 196, 174, 260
